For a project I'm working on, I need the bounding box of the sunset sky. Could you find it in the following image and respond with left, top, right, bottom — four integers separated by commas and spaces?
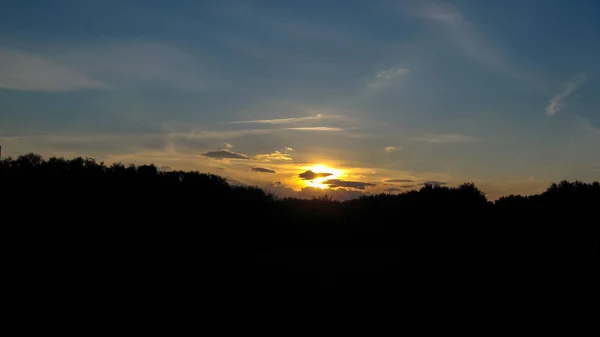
1, 0, 599, 200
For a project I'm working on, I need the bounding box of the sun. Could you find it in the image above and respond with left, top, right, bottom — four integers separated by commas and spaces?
303, 164, 345, 189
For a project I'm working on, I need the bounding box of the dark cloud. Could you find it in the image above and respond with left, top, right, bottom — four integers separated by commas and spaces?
265, 184, 367, 201
401, 184, 416, 188
385, 179, 415, 183
202, 150, 249, 160
251, 167, 276, 173
324, 179, 376, 190
420, 181, 448, 186
299, 170, 333, 180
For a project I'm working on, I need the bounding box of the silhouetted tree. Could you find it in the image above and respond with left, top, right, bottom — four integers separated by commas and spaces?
1, 153, 597, 294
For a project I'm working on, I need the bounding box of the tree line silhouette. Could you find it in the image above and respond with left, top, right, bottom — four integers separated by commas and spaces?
2, 153, 598, 293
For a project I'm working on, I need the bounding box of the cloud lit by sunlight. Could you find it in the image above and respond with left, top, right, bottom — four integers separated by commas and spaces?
301, 164, 345, 189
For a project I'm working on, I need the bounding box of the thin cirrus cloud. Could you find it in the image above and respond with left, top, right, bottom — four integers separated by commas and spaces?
251, 167, 276, 173
411, 1, 464, 25
406, 0, 524, 81
0, 48, 109, 92
253, 151, 292, 161
367, 66, 409, 89
323, 179, 376, 190
384, 179, 415, 183
0, 128, 276, 144
575, 115, 600, 136
286, 127, 344, 131
413, 133, 481, 143
546, 73, 587, 116
15, 41, 235, 93
202, 150, 249, 160
229, 114, 337, 124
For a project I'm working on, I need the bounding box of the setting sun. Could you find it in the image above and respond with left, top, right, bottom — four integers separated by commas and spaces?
302, 164, 345, 189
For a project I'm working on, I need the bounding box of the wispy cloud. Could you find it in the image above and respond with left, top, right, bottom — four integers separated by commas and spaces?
251, 167, 276, 173
413, 133, 481, 143
285, 127, 344, 132
405, 1, 523, 80
161, 125, 278, 140
324, 179, 376, 190
576, 115, 600, 136
384, 146, 399, 153
229, 114, 337, 124
384, 179, 415, 183
368, 66, 409, 89
0, 128, 277, 143
546, 73, 587, 116
202, 150, 249, 160
253, 151, 292, 161
0, 48, 109, 92
55, 41, 236, 92
413, 1, 463, 25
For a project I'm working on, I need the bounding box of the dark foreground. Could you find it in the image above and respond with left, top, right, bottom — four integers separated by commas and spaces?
2, 154, 598, 300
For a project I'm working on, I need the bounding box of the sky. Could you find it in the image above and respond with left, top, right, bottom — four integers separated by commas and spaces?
1, 0, 599, 200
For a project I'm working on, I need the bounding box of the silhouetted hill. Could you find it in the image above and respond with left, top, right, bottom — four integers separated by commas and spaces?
1, 153, 598, 296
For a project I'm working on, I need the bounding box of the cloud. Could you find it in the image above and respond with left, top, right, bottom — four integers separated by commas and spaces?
55, 41, 235, 92
406, 1, 524, 80
420, 181, 448, 186
299, 170, 333, 180
413, 1, 464, 24
225, 143, 233, 148
202, 150, 249, 160
413, 133, 481, 143
286, 127, 344, 131
253, 151, 292, 161
546, 73, 587, 116
385, 179, 415, 183
0, 128, 277, 145
323, 179, 376, 190
251, 167, 276, 173
576, 115, 600, 136
161, 125, 278, 140
0, 48, 109, 92
368, 67, 409, 89
265, 184, 367, 201
230, 115, 338, 124
401, 184, 417, 188
384, 146, 399, 153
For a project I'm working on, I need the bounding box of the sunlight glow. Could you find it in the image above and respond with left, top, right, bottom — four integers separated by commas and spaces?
303, 164, 345, 189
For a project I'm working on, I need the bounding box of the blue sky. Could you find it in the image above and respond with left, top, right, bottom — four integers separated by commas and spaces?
1, 0, 599, 199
